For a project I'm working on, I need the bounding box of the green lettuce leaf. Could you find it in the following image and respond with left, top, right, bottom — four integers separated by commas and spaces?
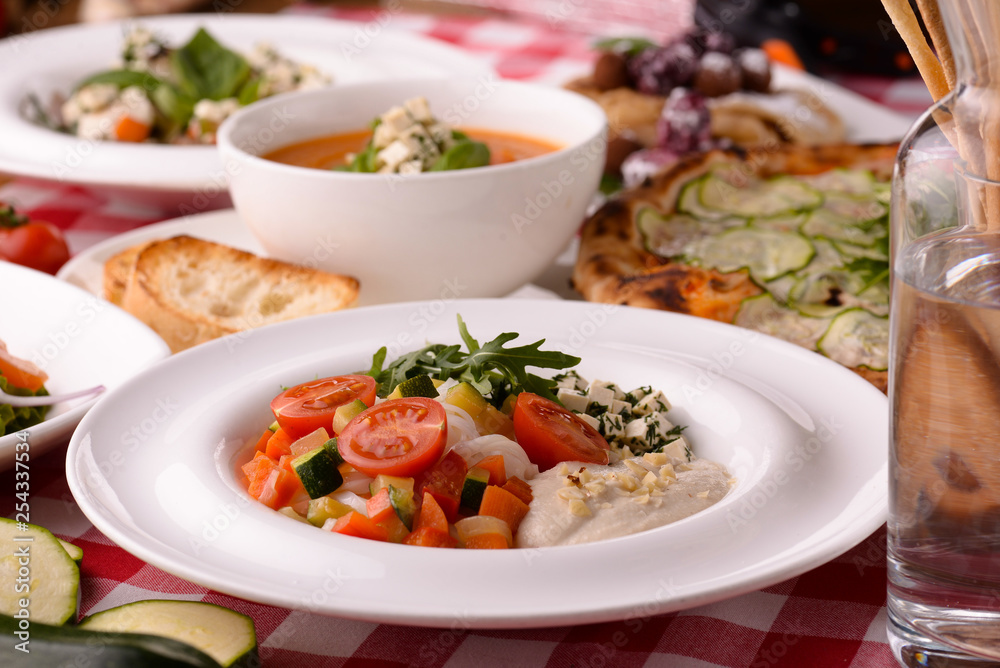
0, 375, 49, 437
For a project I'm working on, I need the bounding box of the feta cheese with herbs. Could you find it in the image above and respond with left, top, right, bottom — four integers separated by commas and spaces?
249, 42, 330, 97
551, 372, 686, 457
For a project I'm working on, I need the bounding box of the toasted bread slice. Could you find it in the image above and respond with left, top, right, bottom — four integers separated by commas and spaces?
103, 242, 151, 306
118, 235, 359, 353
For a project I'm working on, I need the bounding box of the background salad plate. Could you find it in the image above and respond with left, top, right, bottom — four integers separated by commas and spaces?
0, 14, 494, 209
0, 262, 169, 469
66, 299, 888, 627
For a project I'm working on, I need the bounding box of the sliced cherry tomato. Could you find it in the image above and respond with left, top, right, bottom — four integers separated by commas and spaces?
338, 397, 447, 478
0, 204, 70, 275
271, 374, 376, 439
512, 392, 610, 471
0, 340, 48, 392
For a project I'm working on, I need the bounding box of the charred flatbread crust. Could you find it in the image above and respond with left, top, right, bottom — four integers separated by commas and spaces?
566, 77, 846, 149
573, 143, 899, 392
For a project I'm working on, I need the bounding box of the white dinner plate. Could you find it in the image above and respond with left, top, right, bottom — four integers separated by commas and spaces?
0, 14, 494, 207
0, 262, 169, 469
66, 299, 888, 627
56, 208, 576, 301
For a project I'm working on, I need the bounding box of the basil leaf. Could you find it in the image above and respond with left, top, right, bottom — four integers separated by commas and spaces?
150, 82, 195, 126
337, 142, 379, 173
429, 140, 490, 172
74, 69, 162, 93
237, 76, 261, 106
170, 28, 250, 101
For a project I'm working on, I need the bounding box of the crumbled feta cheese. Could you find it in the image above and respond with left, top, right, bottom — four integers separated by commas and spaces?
588, 380, 626, 401
403, 96, 433, 123
597, 412, 626, 439
575, 413, 601, 431
586, 384, 616, 411
610, 399, 632, 415
633, 390, 671, 416
557, 388, 589, 413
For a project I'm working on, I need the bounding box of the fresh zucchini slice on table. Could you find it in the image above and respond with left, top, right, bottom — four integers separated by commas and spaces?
0, 613, 224, 667
817, 308, 889, 371
0, 518, 79, 625
78, 600, 258, 668
57, 537, 83, 563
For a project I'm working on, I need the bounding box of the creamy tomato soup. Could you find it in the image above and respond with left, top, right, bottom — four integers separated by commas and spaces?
263, 128, 562, 170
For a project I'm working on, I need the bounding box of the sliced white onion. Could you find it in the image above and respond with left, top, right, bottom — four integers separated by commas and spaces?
338, 467, 374, 496
451, 434, 539, 481
443, 402, 481, 448
329, 489, 368, 516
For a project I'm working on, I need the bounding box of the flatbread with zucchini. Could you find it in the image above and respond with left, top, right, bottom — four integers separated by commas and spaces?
572, 143, 898, 392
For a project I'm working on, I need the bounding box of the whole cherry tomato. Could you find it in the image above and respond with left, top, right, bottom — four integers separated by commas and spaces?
0, 203, 70, 275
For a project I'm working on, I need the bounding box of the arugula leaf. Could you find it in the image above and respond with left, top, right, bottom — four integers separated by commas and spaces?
366, 315, 580, 407
429, 140, 490, 172
170, 28, 250, 101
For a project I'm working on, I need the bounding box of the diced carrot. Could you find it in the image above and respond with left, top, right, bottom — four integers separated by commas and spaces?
247, 458, 299, 509
253, 429, 272, 453
265, 428, 295, 459
330, 511, 389, 541
413, 491, 449, 534
473, 455, 507, 487
114, 115, 151, 143
502, 476, 533, 505
0, 340, 48, 391
241, 451, 271, 480
366, 487, 396, 525
404, 526, 457, 548
478, 485, 530, 534
278, 454, 295, 473
464, 532, 509, 549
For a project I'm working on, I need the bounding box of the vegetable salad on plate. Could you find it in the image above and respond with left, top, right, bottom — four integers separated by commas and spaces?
241, 317, 732, 548
0, 339, 50, 436
40, 26, 329, 145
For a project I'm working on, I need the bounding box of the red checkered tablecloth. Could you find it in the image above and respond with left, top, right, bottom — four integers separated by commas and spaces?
1, 7, 907, 667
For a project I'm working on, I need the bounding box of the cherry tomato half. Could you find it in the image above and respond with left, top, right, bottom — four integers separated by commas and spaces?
512, 392, 610, 471
0, 214, 70, 275
270, 374, 377, 439
338, 397, 447, 478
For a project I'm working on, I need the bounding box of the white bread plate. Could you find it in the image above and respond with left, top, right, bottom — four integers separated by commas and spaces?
0, 15, 494, 212
0, 262, 169, 469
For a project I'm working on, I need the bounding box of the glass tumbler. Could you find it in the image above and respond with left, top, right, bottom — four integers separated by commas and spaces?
888, 1, 1000, 663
